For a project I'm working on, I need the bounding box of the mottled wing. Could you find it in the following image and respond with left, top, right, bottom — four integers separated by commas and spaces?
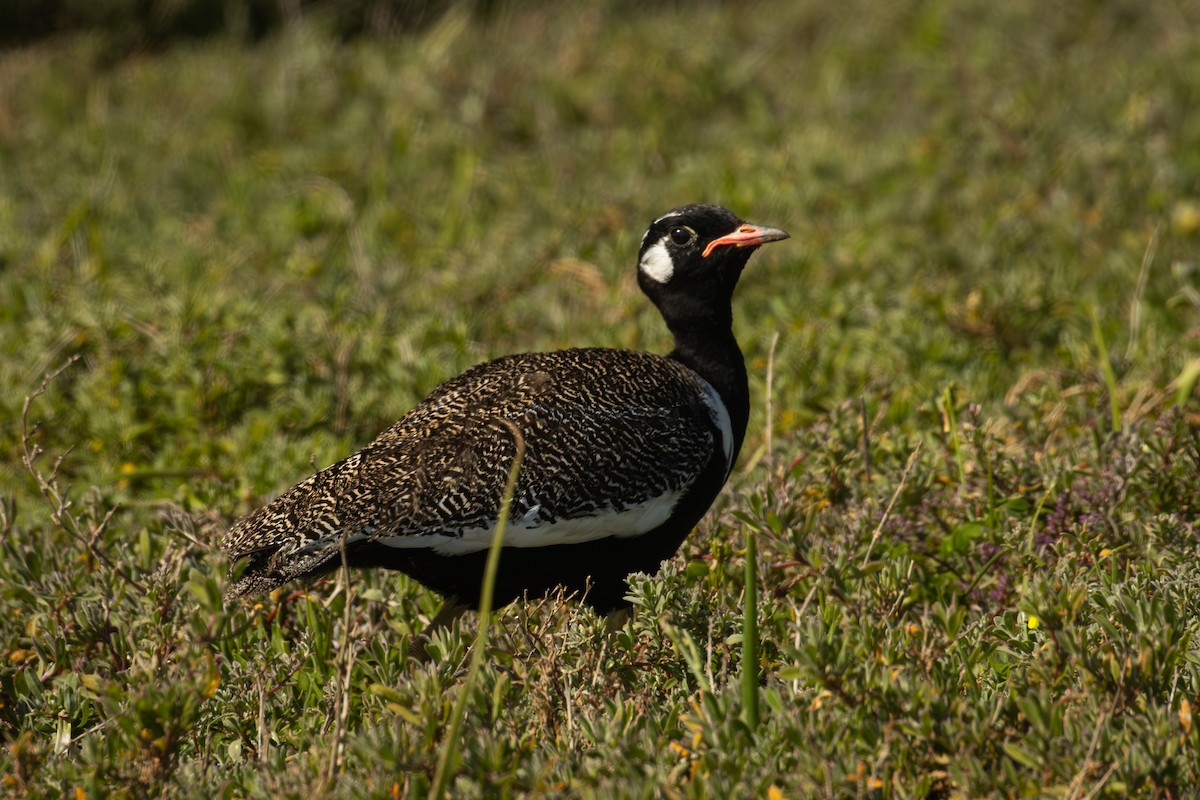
222, 348, 719, 596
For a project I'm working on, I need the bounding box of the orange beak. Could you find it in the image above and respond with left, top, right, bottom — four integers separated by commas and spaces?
702, 223, 790, 258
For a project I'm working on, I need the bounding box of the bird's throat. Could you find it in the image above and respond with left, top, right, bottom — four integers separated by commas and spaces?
668, 326, 750, 460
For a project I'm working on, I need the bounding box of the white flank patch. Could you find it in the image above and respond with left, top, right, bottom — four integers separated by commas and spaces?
696, 375, 735, 478
638, 239, 674, 283
374, 490, 684, 556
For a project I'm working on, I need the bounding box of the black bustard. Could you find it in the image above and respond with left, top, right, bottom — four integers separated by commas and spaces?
222, 204, 789, 622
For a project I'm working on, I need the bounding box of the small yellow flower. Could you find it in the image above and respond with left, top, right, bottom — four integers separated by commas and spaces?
1027, 615, 1040, 630
1173, 200, 1200, 236
118, 462, 137, 489
768, 786, 785, 800
1099, 548, 1112, 558
1181, 699, 1193, 734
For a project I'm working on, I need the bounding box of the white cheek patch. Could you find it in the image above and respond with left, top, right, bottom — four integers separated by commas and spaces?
372, 490, 684, 555
638, 239, 674, 284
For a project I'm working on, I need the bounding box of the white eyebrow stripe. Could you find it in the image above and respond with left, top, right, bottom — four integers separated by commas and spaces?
641, 210, 686, 248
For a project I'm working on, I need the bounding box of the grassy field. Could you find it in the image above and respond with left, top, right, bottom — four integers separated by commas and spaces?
2, 0, 1200, 796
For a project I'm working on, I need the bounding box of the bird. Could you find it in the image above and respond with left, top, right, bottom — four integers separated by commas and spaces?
222, 203, 789, 626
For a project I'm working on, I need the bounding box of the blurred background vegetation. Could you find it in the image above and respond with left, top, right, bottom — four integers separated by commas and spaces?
1, 0, 504, 48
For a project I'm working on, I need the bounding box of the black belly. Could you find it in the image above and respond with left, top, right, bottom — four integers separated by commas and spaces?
343, 517, 681, 613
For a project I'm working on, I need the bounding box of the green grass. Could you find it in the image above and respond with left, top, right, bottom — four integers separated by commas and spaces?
2, 0, 1199, 796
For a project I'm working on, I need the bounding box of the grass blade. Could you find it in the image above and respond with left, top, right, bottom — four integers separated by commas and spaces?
1089, 305, 1122, 433
429, 423, 526, 800
741, 526, 760, 732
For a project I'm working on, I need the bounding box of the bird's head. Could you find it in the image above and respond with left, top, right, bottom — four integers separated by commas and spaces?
636, 204, 789, 325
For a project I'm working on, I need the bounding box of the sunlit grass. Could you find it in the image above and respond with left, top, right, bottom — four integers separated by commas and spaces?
1, 0, 1199, 796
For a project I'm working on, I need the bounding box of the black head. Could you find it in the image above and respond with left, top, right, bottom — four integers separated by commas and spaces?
636, 204, 789, 326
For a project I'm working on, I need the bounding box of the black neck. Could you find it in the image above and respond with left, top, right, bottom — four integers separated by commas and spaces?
666, 319, 750, 461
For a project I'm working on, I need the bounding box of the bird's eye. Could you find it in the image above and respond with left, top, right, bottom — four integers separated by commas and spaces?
669, 227, 696, 246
